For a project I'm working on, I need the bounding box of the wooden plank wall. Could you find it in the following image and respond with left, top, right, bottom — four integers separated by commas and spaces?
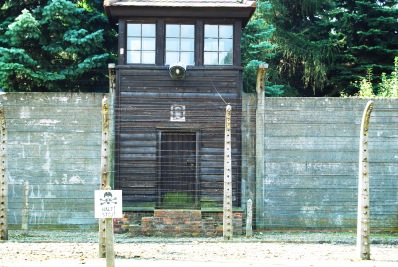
244, 96, 398, 230
115, 66, 243, 208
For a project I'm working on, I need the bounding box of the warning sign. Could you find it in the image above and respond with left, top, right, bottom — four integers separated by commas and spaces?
95, 190, 123, 219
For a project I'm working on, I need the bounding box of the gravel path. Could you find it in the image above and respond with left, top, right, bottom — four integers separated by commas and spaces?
0, 230, 397, 267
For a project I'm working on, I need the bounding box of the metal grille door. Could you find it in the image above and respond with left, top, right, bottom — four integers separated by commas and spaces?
159, 132, 197, 208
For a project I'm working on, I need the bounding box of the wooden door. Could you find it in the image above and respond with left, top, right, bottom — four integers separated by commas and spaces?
159, 132, 198, 208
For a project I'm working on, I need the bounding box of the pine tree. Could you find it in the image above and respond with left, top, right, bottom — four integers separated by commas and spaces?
241, 0, 284, 96
0, 9, 59, 91
0, 0, 116, 92
263, 0, 338, 96
249, 0, 397, 96
0, 0, 50, 46
330, 0, 398, 95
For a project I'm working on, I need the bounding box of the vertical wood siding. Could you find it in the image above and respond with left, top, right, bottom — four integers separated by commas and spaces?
115, 66, 243, 208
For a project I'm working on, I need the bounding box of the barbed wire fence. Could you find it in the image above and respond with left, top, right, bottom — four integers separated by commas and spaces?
0, 90, 397, 242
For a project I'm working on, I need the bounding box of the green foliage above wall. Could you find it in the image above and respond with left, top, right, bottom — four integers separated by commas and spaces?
0, 0, 117, 92
343, 57, 398, 98
241, 0, 398, 96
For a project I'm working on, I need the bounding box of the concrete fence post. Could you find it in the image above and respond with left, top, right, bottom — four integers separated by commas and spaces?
0, 108, 7, 240
255, 64, 268, 229
21, 181, 29, 233
357, 100, 374, 260
246, 199, 253, 237
108, 63, 116, 189
223, 104, 233, 240
99, 96, 110, 258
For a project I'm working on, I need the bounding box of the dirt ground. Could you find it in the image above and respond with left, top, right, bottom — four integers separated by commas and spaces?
1, 231, 397, 267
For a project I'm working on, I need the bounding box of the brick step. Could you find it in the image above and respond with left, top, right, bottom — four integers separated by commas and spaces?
155, 209, 202, 220
116, 210, 243, 237
141, 209, 203, 237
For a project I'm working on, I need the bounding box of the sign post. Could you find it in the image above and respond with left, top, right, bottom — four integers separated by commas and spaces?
95, 189, 122, 267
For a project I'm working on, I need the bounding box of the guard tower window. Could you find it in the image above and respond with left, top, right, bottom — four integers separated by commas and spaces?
126, 23, 156, 64
204, 24, 233, 65
165, 24, 195, 66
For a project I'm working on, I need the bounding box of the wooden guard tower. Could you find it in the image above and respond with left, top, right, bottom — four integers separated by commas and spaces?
104, 0, 255, 235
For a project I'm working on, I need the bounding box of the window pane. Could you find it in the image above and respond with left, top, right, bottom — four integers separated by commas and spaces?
204, 39, 218, 51
181, 25, 195, 38
126, 23, 156, 64
142, 51, 155, 64
205, 25, 218, 38
142, 24, 156, 37
142, 38, 156, 50
219, 25, 233, 38
180, 52, 194, 65
165, 52, 179, 65
181, 38, 194, 51
166, 25, 179, 37
204, 52, 218, 65
127, 24, 141, 36
219, 52, 232, 65
165, 24, 195, 65
204, 24, 233, 65
166, 38, 180, 51
127, 37, 141, 50
127, 51, 141, 64
219, 39, 233, 52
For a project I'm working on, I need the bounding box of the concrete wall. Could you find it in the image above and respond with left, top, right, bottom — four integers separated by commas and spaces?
243, 96, 398, 230
2, 93, 103, 227
3, 93, 397, 230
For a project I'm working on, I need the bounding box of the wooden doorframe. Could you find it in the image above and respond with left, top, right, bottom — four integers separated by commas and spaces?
156, 128, 200, 209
